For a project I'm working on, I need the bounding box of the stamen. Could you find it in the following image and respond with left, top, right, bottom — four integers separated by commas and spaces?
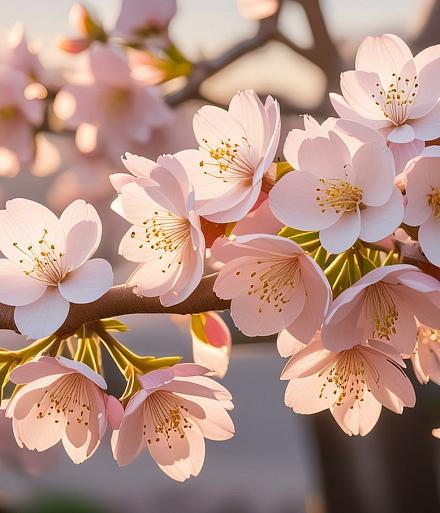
365, 283, 398, 340
315, 178, 363, 213
371, 73, 418, 125
427, 186, 440, 218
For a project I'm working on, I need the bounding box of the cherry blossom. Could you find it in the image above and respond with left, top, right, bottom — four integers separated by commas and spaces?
190, 312, 232, 378
6, 357, 119, 464
0, 66, 44, 176
237, 0, 280, 20
404, 146, 440, 266
321, 264, 440, 355
0, 199, 113, 339
212, 234, 331, 339
270, 125, 404, 253
281, 333, 415, 436
112, 363, 234, 481
330, 34, 440, 173
53, 44, 172, 162
112, 154, 205, 307
177, 90, 281, 223
411, 322, 440, 385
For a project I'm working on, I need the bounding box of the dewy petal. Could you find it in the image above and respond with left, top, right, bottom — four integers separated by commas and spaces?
359, 188, 404, 243
58, 258, 113, 304
269, 171, 340, 231
419, 217, 440, 267
0, 258, 47, 306
14, 287, 70, 339
319, 210, 361, 253
355, 34, 413, 87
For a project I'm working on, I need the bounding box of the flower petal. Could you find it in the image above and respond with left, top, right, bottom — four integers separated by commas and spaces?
0, 258, 47, 306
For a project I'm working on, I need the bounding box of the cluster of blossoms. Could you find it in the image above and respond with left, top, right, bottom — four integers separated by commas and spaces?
4, 32, 440, 483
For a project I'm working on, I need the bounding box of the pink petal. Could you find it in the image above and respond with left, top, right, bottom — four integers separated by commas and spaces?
387, 124, 415, 144
14, 288, 70, 339
57, 357, 107, 389
419, 217, 440, 266
352, 142, 395, 206
320, 210, 361, 253
269, 170, 340, 231
355, 34, 413, 88
58, 258, 113, 304
89, 44, 132, 88
113, 406, 145, 467
411, 100, 440, 141
330, 93, 390, 129
277, 330, 306, 357
0, 258, 47, 306
359, 188, 404, 243
390, 139, 424, 175
340, 71, 388, 120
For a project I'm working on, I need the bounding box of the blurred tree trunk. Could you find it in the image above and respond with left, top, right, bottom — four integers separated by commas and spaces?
313, 381, 440, 513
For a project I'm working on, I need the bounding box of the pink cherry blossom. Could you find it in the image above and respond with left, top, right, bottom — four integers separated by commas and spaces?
321, 264, 440, 355
411, 322, 440, 385
53, 44, 172, 162
404, 146, 440, 266
0, 199, 113, 339
112, 0, 177, 40
212, 234, 331, 340
177, 90, 280, 223
330, 34, 440, 172
237, 0, 279, 20
6, 357, 116, 464
0, 66, 44, 176
190, 312, 232, 378
270, 125, 404, 253
281, 334, 415, 436
112, 154, 205, 307
112, 363, 234, 481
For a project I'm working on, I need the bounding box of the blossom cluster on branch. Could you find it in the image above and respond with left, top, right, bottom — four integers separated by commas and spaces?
2, 2, 440, 483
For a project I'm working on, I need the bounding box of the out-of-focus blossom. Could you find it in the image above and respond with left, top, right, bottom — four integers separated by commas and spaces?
233, 197, 282, 236
0, 199, 113, 339
237, 0, 279, 20
321, 264, 440, 355
0, 400, 58, 475
54, 44, 172, 162
112, 363, 234, 481
330, 34, 440, 173
281, 333, 415, 436
190, 312, 232, 378
31, 132, 62, 177
0, 67, 44, 176
270, 126, 403, 253
112, 154, 205, 307
212, 234, 331, 340
48, 153, 116, 210
411, 322, 440, 385
2, 23, 45, 84
178, 90, 281, 223
58, 3, 107, 54
6, 357, 116, 464
404, 147, 440, 266
112, 0, 177, 41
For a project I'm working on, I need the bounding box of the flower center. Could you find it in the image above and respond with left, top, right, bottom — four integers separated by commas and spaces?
36, 374, 91, 427
427, 186, 440, 219
237, 256, 301, 314
365, 283, 399, 340
145, 391, 191, 449
13, 228, 66, 285
103, 87, 131, 114
198, 137, 255, 184
319, 349, 368, 407
371, 73, 418, 126
130, 210, 190, 272
315, 178, 363, 213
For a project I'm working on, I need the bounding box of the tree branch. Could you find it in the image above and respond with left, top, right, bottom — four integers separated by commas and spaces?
0, 273, 230, 339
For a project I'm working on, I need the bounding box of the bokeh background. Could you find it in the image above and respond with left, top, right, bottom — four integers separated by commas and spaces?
0, 1, 439, 512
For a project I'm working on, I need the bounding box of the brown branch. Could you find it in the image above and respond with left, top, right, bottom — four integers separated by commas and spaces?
0, 273, 230, 339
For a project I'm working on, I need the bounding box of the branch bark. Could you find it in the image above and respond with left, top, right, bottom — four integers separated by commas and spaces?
0, 273, 230, 339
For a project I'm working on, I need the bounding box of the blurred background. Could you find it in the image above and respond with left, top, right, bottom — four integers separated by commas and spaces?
0, 1, 440, 512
